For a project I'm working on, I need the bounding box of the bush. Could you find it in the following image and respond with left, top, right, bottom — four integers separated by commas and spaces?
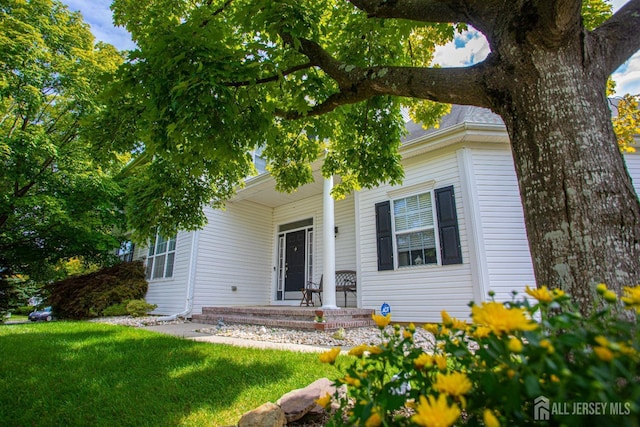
14, 306, 36, 316
102, 303, 129, 317
47, 261, 148, 319
126, 299, 157, 317
319, 285, 640, 426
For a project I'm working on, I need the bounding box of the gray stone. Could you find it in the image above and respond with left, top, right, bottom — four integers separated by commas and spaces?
238, 402, 286, 427
277, 378, 339, 423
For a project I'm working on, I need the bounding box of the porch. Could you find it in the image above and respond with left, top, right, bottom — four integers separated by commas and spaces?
191, 306, 375, 331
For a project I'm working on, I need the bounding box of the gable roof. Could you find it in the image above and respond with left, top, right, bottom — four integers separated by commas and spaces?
402, 105, 504, 143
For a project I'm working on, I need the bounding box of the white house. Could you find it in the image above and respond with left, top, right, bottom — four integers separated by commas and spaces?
135, 105, 640, 324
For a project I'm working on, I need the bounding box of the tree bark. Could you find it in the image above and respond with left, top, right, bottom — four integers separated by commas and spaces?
485, 30, 640, 305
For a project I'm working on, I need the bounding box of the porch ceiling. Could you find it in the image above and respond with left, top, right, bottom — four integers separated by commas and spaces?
231, 160, 329, 208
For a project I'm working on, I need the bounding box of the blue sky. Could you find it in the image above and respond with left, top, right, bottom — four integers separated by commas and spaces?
62, 0, 638, 96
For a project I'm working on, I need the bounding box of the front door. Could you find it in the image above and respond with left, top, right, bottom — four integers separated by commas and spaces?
284, 230, 306, 293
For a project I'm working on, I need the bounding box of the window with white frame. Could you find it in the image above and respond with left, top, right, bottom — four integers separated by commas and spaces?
393, 192, 438, 267
375, 185, 462, 271
145, 233, 177, 280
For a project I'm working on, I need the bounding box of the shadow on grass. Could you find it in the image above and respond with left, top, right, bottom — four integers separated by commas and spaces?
0, 322, 326, 426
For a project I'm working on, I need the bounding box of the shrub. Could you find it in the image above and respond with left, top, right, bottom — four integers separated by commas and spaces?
102, 302, 129, 317
47, 261, 148, 319
319, 285, 639, 426
126, 299, 157, 317
14, 306, 36, 316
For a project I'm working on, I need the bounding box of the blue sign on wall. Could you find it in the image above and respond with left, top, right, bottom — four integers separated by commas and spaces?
380, 302, 391, 316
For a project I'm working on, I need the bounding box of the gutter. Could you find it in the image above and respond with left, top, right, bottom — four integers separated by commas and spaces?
157, 229, 199, 321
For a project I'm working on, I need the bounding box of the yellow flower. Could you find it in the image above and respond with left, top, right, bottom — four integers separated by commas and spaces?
408, 322, 416, 332
372, 313, 391, 329
596, 283, 608, 295
434, 372, 472, 396
343, 374, 361, 388
594, 346, 614, 362
483, 409, 501, 427
367, 345, 384, 355
348, 344, 369, 357
424, 323, 439, 335
508, 337, 523, 353
603, 290, 618, 303
525, 285, 553, 303
441, 310, 454, 326
621, 285, 640, 312
472, 326, 492, 339
434, 354, 448, 371
552, 288, 566, 298
411, 394, 460, 427
403, 329, 413, 340
364, 411, 382, 427
319, 347, 341, 364
315, 392, 331, 409
539, 339, 555, 354
594, 335, 610, 347
471, 302, 538, 336
550, 374, 560, 382
414, 353, 434, 370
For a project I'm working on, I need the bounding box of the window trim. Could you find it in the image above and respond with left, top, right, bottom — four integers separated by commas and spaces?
391, 190, 441, 268
146, 233, 177, 281
375, 185, 462, 271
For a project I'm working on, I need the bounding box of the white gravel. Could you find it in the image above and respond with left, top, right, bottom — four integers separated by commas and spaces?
91, 316, 436, 350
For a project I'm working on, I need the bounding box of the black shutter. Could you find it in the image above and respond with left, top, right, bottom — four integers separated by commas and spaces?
435, 186, 463, 265
375, 201, 394, 271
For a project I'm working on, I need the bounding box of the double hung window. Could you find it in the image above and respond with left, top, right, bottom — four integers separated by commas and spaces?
375, 185, 462, 270
394, 193, 437, 266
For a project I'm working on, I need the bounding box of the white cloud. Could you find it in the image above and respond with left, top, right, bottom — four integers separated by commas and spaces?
61, 0, 135, 51
433, 29, 490, 67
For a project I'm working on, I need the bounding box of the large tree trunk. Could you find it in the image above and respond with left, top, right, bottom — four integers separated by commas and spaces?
489, 42, 640, 308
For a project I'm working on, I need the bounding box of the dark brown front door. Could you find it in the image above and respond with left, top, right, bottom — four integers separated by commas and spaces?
284, 230, 306, 292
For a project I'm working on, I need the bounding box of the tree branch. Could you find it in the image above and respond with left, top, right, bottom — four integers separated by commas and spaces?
592, 0, 640, 75
349, 0, 469, 23
277, 36, 492, 119
222, 62, 314, 87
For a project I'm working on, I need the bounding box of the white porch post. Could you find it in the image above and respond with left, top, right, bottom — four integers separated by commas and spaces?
322, 174, 338, 309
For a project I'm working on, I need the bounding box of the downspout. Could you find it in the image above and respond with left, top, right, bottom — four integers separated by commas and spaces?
157, 230, 199, 321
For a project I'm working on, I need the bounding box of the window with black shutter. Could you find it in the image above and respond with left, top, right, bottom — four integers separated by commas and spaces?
375, 185, 463, 269
434, 186, 463, 265
375, 201, 394, 271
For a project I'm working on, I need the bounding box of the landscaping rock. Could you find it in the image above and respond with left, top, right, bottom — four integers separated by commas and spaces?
277, 378, 339, 423
238, 402, 286, 427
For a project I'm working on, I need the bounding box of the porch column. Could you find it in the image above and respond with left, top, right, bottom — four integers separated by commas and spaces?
322, 174, 338, 309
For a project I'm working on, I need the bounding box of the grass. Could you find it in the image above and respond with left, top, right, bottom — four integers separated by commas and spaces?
0, 321, 343, 426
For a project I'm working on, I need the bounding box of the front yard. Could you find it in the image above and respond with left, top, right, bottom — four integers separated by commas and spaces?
0, 321, 341, 426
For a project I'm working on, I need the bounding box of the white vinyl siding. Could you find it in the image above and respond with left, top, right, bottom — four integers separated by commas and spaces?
469, 147, 535, 301
624, 152, 640, 196
357, 148, 474, 323
191, 201, 273, 313
144, 232, 193, 315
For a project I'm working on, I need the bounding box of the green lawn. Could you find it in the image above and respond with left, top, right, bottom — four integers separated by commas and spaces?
0, 322, 343, 426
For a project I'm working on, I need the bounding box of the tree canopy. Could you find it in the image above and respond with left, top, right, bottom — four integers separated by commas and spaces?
0, 0, 126, 281
103, 0, 640, 305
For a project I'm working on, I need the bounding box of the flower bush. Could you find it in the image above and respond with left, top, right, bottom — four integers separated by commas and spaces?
318, 285, 639, 426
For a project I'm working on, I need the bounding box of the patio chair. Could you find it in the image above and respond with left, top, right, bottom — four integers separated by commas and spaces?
300, 275, 322, 306
300, 270, 357, 307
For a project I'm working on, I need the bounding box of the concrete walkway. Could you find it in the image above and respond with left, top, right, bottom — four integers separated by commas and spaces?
142, 322, 331, 353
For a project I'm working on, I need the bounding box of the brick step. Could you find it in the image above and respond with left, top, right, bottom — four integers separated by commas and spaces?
193, 306, 375, 331
192, 313, 320, 330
